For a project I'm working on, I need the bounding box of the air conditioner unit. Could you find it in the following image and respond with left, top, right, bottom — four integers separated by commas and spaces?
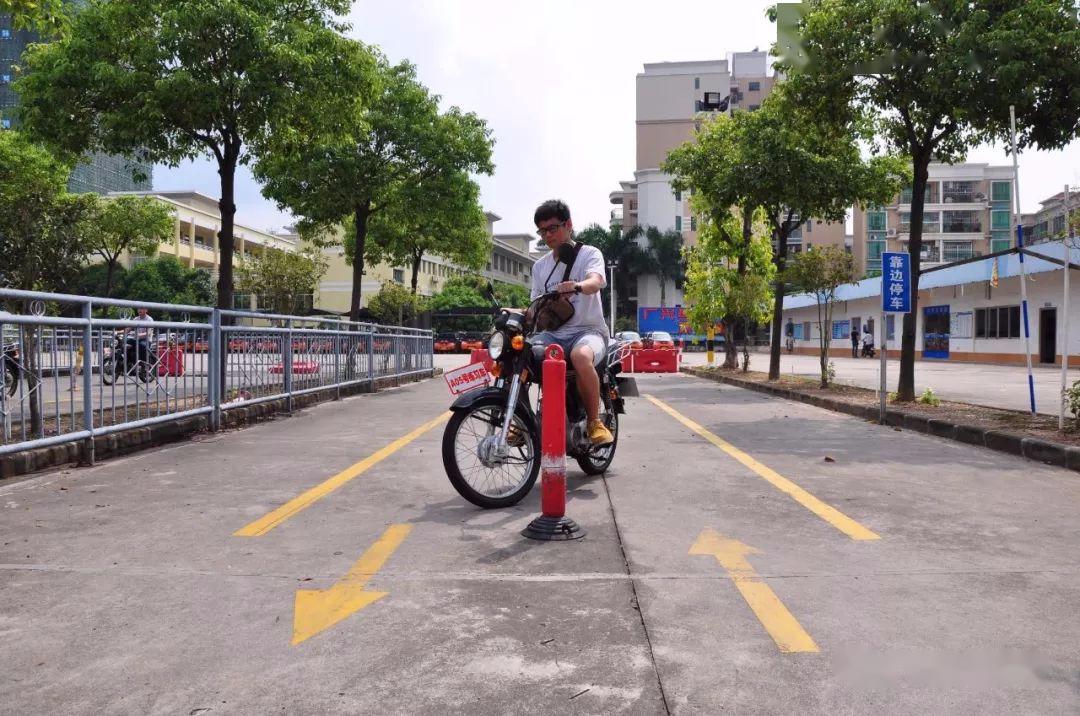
886, 228, 897, 237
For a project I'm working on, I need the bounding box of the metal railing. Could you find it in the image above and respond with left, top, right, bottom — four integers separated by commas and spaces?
0, 288, 433, 460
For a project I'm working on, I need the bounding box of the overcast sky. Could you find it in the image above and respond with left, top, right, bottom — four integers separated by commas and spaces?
154, 0, 1080, 236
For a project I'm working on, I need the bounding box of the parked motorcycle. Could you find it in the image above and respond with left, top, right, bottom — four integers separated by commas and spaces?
3, 342, 20, 397
441, 287, 638, 509
101, 330, 156, 385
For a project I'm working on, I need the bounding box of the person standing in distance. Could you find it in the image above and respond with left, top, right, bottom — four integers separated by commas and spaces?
530, 199, 614, 446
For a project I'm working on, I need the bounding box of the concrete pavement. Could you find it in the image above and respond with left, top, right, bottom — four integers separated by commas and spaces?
2, 370, 1079, 713
681, 350, 1080, 415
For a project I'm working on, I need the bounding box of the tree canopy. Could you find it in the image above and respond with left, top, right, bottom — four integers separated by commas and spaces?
254, 53, 494, 320
779, 0, 1080, 399
236, 246, 329, 316
785, 245, 855, 387
86, 196, 175, 296
665, 83, 907, 379
15, 0, 367, 314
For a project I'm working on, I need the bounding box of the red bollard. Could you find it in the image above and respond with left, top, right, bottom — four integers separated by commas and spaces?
522, 344, 585, 541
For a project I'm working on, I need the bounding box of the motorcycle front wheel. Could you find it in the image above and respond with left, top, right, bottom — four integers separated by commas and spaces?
101, 357, 117, 385
442, 395, 540, 509
3, 364, 16, 397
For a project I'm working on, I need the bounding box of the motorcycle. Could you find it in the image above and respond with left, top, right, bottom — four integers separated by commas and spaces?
3, 342, 20, 397
441, 286, 638, 509
101, 330, 156, 385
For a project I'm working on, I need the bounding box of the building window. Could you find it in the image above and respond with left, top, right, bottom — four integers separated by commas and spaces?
991, 181, 1012, 203
674, 189, 681, 201
694, 77, 700, 89
900, 182, 940, 204
749, 81, 761, 91
690, 216, 697, 231
0, 118, 9, 130
898, 211, 940, 234
1, 29, 10, 39
867, 209, 887, 232
748, 104, 760, 111
975, 306, 1021, 339
942, 242, 974, 262
941, 180, 981, 203
991, 210, 1011, 231
0, 74, 8, 84
675, 215, 682, 231
942, 210, 981, 233
1052, 214, 1066, 236
393, 268, 404, 284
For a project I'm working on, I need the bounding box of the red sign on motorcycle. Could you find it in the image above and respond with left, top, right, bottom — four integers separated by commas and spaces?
444, 362, 491, 396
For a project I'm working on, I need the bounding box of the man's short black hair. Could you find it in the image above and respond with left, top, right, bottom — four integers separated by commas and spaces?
534, 199, 571, 226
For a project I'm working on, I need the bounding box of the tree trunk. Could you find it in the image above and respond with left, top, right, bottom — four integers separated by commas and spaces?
722, 317, 739, 368
659, 273, 666, 307
105, 258, 117, 297
897, 153, 930, 401
410, 251, 422, 295
25, 327, 42, 436
349, 199, 371, 323
216, 150, 238, 314
768, 223, 791, 380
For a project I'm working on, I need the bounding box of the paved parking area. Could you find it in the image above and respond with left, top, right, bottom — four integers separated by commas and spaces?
2, 370, 1079, 713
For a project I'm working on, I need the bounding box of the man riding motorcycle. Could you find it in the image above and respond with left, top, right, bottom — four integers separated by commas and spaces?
530, 199, 613, 447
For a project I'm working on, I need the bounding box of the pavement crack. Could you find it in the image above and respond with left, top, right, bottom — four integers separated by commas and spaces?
601, 474, 671, 716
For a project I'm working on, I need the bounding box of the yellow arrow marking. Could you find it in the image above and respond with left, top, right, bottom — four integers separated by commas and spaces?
690, 528, 819, 654
646, 395, 879, 541
292, 523, 412, 645
235, 412, 450, 537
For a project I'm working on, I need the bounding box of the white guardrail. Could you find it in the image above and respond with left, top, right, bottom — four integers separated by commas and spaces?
0, 288, 433, 460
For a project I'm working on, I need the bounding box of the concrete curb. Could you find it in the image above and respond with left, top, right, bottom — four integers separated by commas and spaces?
0, 369, 437, 480
684, 367, 1079, 474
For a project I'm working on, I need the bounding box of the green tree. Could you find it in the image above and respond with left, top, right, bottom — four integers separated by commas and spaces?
236, 246, 329, 315
667, 84, 907, 381
119, 256, 215, 308
2, 0, 65, 31
781, 0, 1080, 400
364, 172, 489, 295
0, 130, 94, 295
785, 245, 855, 388
366, 280, 424, 326
427, 277, 489, 333
681, 206, 775, 370
0, 130, 96, 435
86, 196, 175, 296
255, 54, 494, 320
575, 223, 645, 327
15, 0, 366, 316
626, 225, 684, 307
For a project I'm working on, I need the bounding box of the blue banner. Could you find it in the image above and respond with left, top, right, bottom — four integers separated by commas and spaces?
882, 252, 911, 314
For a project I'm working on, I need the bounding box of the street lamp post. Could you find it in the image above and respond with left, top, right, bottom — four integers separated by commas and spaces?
607, 259, 619, 336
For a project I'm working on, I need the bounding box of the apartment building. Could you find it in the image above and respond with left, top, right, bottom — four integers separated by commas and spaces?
852, 163, 1016, 277
1024, 187, 1080, 243
609, 52, 844, 312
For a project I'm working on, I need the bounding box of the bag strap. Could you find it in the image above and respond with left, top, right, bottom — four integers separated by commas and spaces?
542, 241, 584, 291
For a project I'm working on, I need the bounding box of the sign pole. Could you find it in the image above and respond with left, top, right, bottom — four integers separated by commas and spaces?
881, 251, 911, 423
1063, 184, 1072, 431
1010, 105, 1036, 415
879, 306, 887, 424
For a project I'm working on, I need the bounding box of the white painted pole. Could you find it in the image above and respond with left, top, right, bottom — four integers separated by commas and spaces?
1062, 184, 1072, 430
1010, 106, 1036, 415
879, 307, 887, 424
608, 262, 616, 337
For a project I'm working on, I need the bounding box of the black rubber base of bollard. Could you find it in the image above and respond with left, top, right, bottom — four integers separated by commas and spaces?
521, 515, 586, 541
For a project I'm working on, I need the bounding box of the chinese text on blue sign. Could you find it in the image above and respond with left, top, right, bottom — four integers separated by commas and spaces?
881, 252, 911, 314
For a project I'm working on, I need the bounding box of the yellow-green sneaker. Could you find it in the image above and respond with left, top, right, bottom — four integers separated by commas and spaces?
588, 419, 614, 447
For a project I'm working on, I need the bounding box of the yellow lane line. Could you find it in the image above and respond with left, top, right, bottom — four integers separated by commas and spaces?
691, 528, 819, 653
292, 523, 413, 645
235, 413, 451, 537
645, 395, 880, 541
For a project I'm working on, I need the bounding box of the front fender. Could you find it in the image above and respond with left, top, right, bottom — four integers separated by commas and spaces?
449, 386, 539, 436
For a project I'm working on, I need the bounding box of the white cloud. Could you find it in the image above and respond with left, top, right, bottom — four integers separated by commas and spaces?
154, 0, 1080, 235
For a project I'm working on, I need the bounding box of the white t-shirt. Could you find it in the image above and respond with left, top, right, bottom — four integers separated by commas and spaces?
530, 243, 608, 339
134, 313, 154, 338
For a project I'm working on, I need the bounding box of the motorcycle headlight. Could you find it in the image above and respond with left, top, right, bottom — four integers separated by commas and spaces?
488, 332, 505, 360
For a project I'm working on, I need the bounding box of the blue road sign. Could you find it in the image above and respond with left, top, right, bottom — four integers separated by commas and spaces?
882, 252, 911, 314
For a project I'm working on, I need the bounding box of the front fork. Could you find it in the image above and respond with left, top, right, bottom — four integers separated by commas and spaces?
493, 373, 522, 459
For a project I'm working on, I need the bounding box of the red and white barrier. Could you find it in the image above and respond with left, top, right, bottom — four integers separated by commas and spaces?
522, 343, 585, 540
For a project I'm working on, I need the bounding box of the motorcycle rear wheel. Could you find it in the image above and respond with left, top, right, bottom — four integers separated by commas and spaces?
575, 408, 618, 475
3, 365, 16, 397
101, 357, 117, 385
442, 395, 540, 509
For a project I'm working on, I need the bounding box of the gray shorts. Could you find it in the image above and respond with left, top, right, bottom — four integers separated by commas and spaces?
530, 330, 607, 367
